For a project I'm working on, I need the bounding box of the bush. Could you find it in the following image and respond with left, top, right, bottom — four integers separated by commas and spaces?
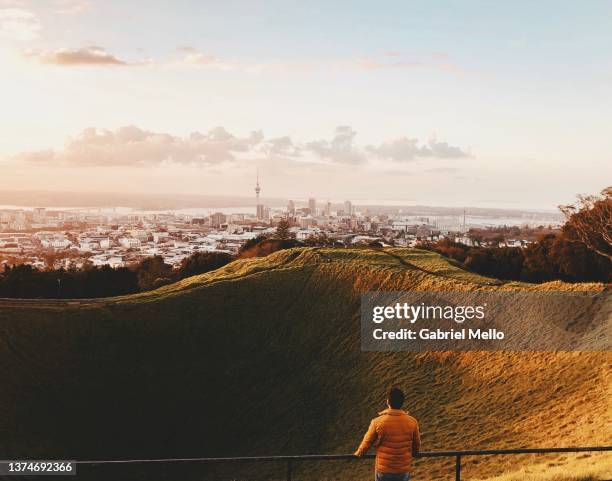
0, 264, 139, 299
428, 233, 611, 283
176, 252, 233, 279
238, 237, 301, 258
0, 250, 236, 299
135, 256, 173, 291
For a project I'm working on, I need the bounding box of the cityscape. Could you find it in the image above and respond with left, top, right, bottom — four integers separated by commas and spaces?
0, 174, 562, 270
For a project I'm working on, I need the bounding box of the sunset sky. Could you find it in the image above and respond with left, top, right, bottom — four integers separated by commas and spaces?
1, 0, 611, 209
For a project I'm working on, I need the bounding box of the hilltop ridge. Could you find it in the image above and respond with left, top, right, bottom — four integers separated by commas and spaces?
0, 248, 609, 480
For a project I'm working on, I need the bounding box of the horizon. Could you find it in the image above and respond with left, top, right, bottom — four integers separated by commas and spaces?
0, 189, 567, 214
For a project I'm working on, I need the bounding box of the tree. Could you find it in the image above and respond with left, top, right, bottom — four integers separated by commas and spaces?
135, 255, 173, 291
302, 233, 337, 247
559, 186, 612, 261
238, 237, 300, 258
275, 219, 292, 240
239, 235, 268, 254
177, 252, 233, 279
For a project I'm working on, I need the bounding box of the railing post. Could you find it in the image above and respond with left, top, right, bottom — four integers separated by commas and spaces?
455, 455, 461, 481
287, 459, 292, 481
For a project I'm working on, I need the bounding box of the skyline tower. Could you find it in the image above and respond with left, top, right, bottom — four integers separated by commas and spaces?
255, 169, 264, 220
255, 168, 261, 202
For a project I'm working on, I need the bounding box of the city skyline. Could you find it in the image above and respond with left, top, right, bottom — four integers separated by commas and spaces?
0, 193, 562, 272
1, 1, 611, 209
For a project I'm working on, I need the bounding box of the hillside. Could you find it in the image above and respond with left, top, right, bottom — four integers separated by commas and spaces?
0, 247, 610, 481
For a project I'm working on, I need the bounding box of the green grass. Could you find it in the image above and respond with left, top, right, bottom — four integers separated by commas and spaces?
0, 247, 609, 481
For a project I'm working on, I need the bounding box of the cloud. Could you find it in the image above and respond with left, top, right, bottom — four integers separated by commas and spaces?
306, 126, 366, 164
264, 136, 301, 156
11, 125, 470, 169
177, 48, 460, 75
15, 125, 265, 166
177, 47, 316, 73
366, 137, 426, 161
305, 127, 468, 164
349, 58, 425, 71
22, 46, 126, 65
427, 139, 470, 159
53, 0, 93, 15
367, 136, 470, 161
0, 7, 40, 41
18, 43, 458, 74
181, 52, 232, 69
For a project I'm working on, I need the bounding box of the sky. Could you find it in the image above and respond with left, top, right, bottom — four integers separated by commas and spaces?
0, 0, 611, 209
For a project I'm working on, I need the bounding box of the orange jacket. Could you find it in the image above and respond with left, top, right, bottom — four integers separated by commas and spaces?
355, 408, 421, 474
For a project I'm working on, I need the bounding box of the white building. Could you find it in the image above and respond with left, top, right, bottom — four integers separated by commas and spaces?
119, 237, 141, 249
295, 228, 320, 240
152, 232, 170, 243
454, 236, 474, 246
298, 216, 316, 228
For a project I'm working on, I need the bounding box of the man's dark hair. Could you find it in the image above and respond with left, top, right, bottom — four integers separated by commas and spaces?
387, 387, 405, 409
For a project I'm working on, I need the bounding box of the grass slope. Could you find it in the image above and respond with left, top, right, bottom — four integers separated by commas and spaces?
0, 247, 610, 481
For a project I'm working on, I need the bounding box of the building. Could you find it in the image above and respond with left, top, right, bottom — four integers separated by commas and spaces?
256, 205, 265, 220
344, 200, 353, 216
454, 235, 474, 246
308, 198, 317, 215
119, 237, 141, 249
287, 200, 295, 216
10, 211, 29, 230
33, 207, 47, 223
41, 238, 72, 249
152, 232, 170, 243
296, 227, 320, 240
325, 201, 331, 216
298, 216, 316, 228
210, 213, 227, 228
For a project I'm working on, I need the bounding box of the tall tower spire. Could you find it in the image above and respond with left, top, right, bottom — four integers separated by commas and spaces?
255, 168, 263, 220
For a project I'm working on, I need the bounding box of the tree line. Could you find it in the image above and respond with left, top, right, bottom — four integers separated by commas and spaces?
0, 252, 232, 299
426, 187, 611, 283
427, 234, 610, 283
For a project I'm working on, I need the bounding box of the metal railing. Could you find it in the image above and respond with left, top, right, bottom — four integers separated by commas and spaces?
76, 445, 612, 481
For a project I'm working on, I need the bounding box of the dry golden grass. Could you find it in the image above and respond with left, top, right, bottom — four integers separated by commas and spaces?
473, 452, 612, 481
0, 247, 609, 481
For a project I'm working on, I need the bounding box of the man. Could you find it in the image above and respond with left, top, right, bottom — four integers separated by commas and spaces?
354, 387, 421, 481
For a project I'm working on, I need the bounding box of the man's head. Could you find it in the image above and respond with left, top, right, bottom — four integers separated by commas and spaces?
387, 387, 405, 409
